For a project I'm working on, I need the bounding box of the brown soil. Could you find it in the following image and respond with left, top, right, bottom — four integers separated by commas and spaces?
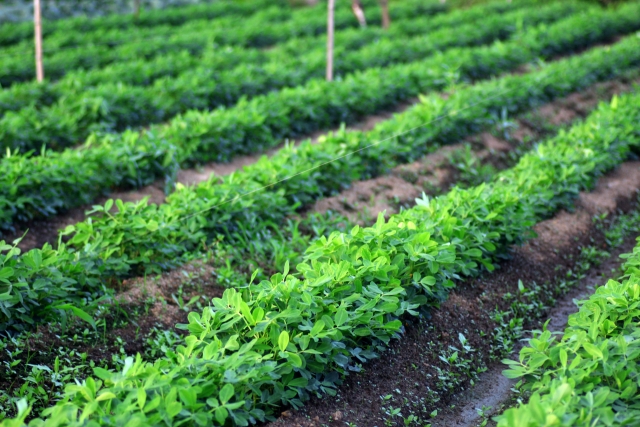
0, 258, 228, 396
309, 76, 639, 222
3, 182, 167, 253
115, 258, 226, 330
431, 236, 636, 427
177, 99, 416, 186
266, 162, 640, 427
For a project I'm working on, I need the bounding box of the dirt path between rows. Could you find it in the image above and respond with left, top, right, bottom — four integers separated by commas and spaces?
429, 237, 636, 427
266, 162, 640, 427
308, 76, 640, 221
4, 34, 634, 252
176, 99, 417, 186
2, 98, 416, 253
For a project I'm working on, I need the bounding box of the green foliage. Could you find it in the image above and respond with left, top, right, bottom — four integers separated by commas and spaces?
2, 5, 636, 235
0, 1, 566, 152
2, 30, 640, 335
497, 235, 640, 426
446, 144, 499, 188
0, 0, 281, 47
0, 0, 494, 109
4, 69, 640, 427
0, 0, 444, 86
0, 131, 178, 229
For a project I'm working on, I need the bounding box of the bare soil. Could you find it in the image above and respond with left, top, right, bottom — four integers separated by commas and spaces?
266, 162, 640, 427
309, 77, 639, 222
429, 233, 637, 427
2, 99, 417, 253
176, 99, 416, 186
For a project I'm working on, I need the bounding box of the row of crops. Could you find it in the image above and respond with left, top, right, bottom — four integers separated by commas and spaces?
3, 1, 640, 237
2, 0, 640, 424
0, 0, 444, 85
2, 0, 570, 150
0, 0, 283, 45
3, 10, 640, 331
5, 61, 640, 427
498, 237, 640, 426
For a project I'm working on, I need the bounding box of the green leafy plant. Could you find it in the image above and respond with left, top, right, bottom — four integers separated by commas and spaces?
497, 235, 640, 426
2, 7, 637, 237
0, 0, 445, 87
2, 32, 640, 336
0, 0, 525, 119
4, 77, 640, 427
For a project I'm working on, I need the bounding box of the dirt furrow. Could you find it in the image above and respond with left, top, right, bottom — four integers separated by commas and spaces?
267, 162, 640, 427
309, 76, 640, 222
3, 98, 417, 253
429, 238, 636, 427
176, 99, 417, 186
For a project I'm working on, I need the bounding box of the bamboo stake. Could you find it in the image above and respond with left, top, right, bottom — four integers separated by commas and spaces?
34, 0, 43, 82
380, 0, 390, 29
134, 0, 141, 19
327, 0, 335, 81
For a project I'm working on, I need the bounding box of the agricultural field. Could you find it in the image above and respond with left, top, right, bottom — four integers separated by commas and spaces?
1, 0, 640, 425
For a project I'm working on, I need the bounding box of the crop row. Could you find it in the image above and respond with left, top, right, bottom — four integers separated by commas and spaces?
5, 61, 631, 424
0, 0, 282, 47
0, 2, 581, 153
11, 0, 436, 52
1, 31, 639, 335
2, 2, 294, 53
0, 0, 441, 86
497, 234, 640, 426
0, 0, 421, 51
6, 74, 640, 427
0, 0, 531, 117
2, 7, 638, 240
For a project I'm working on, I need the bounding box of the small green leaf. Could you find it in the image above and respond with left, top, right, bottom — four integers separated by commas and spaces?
218, 383, 234, 405
335, 308, 348, 327
582, 342, 603, 359
53, 304, 96, 330
214, 407, 229, 425
310, 320, 325, 336
0, 267, 14, 281
278, 330, 290, 353
137, 388, 146, 410
96, 392, 116, 402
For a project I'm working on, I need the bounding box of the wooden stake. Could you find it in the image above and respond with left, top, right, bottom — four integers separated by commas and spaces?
326, 0, 335, 81
380, 0, 390, 29
134, 0, 141, 19
33, 0, 43, 82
